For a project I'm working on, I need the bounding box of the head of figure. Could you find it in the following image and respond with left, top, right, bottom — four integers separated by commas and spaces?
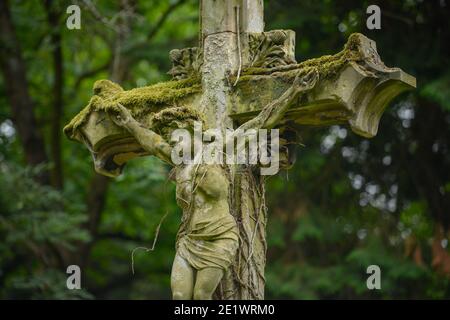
150, 106, 204, 151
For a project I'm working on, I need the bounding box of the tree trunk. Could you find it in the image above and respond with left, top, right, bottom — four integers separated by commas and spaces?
44, 0, 64, 189
0, 0, 50, 185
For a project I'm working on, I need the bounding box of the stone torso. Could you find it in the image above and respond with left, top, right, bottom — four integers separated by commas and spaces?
175, 163, 230, 222
174, 163, 238, 271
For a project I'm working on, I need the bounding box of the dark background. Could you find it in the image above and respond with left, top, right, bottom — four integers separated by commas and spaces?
0, 0, 449, 299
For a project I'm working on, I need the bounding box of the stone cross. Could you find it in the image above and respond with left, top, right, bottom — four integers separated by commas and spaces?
65, 0, 415, 300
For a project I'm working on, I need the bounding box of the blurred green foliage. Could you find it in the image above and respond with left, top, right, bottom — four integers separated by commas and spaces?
0, 164, 92, 299
0, 0, 449, 299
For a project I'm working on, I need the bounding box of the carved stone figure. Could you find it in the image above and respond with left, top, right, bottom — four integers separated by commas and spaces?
64, 1, 415, 299
102, 69, 318, 299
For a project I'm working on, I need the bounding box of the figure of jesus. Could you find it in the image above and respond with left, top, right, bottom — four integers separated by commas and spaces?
107, 69, 318, 300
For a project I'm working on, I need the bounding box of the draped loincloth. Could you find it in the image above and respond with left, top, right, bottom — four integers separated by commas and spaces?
176, 213, 239, 271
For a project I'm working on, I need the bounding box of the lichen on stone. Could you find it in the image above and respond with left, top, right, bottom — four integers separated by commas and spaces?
64, 76, 201, 139
237, 33, 366, 83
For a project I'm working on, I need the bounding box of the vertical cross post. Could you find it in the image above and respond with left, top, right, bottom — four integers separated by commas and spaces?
199, 0, 264, 129
199, 0, 269, 299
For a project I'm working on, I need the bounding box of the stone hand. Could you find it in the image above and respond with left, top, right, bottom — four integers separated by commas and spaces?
293, 68, 319, 92
109, 103, 134, 128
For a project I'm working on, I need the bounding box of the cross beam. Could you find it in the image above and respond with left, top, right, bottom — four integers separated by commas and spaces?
229, 32, 416, 138
64, 34, 415, 176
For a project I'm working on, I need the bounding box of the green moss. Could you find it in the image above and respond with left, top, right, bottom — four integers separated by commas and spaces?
150, 106, 205, 140
239, 33, 365, 82
93, 79, 124, 98
64, 76, 201, 139
64, 33, 366, 139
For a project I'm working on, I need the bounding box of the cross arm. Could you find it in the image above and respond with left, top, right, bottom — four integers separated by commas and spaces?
109, 103, 174, 166
63, 76, 201, 177
230, 33, 416, 138
234, 69, 319, 133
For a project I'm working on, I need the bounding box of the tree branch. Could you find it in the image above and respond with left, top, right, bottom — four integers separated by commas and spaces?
125, 0, 189, 54
81, 0, 121, 33
147, 0, 188, 41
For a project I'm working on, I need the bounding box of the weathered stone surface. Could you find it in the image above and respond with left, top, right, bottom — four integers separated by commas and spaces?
200, 0, 264, 36
64, 32, 415, 177
242, 29, 296, 68
168, 47, 202, 80
230, 33, 416, 137
63, 78, 201, 176
64, 0, 416, 300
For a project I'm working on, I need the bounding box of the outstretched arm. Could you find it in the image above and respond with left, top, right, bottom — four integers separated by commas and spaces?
235, 68, 319, 132
109, 104, 173, 165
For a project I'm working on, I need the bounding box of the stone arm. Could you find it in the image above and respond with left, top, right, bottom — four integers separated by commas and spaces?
109, 104, 174, 165
226, 69, 319, 146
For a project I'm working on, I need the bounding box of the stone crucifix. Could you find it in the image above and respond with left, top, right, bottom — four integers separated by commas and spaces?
64, 0, 415, 300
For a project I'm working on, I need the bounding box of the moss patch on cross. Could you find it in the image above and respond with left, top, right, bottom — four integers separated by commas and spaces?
64, 76, 201, 139
237, 33, 365, 83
